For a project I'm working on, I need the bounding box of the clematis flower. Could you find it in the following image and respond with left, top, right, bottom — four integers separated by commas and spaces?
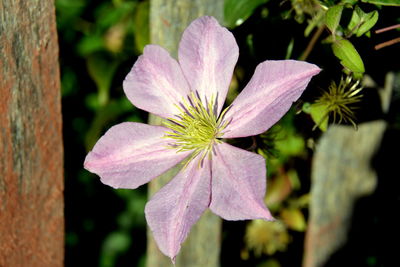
84, 16, 320, 262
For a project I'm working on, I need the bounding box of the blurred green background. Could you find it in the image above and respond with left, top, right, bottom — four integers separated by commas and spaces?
57, 0, 400, 266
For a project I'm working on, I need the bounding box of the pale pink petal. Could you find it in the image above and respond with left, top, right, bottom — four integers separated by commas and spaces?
84, 122, 190, 189
123, 45, 190, 118
145, 156, 211, 262
178, 16, 239, 114
222, 60, 321, 138
210, 142, 274, 220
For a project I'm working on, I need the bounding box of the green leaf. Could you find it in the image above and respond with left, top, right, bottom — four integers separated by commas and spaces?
61, 67, 78, 97
86, 55, 119, 106
95, 1, 136, 30
302, 102, 312, 114
224, 0, 268, 28
77, 35, 105, 56
100, 231, 131, 267
304, 10, 325, 37
321, 34, 336, 44
361, 0, 400, 6
285, 38, 295, 59
55, 0, 85, 29
332, 39, 365, 77
348, 6, 379, 37
347, 8, 361, 34
342, 0, 358, 4
133, 0, 150, 53
281, 208, 307, 232
103, 232, 131, 252
305, 102, 335, 131
275, 132, 305, 157
357, 10, 378, 37
310, 103, 329, 131
325, 5, 344, 34
288, 169, 301, 190
260, 259, 281, 267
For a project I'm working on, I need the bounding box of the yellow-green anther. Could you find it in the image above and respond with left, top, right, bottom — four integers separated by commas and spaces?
163, 92, 231, 165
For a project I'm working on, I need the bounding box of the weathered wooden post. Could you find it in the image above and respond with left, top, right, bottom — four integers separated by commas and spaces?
147, 1, 223, 266
303, 122, 386, 267
0, 0, 64, 266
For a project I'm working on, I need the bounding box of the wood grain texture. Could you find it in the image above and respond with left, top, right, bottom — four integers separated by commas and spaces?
303, 121, 386, 267
0, 0, 64, 266
147, 1, 223, 266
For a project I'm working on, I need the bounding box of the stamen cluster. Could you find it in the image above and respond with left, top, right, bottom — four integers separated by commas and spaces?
163, 92, 231, 164
315, 76, 363, 129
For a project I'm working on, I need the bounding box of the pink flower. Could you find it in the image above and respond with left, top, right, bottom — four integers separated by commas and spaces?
84, 16, 320, 262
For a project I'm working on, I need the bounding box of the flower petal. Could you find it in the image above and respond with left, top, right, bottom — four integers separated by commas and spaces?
178, 16, 239, 114
145, 156, 211, 262
210, 142, 274, 220
222, 60, 321, 138
123, 45, 190, 118
84, 122, 190, 189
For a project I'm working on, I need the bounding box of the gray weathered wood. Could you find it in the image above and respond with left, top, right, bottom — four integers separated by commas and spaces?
303, 121, 386, 267
147, 1, 224, 266
0, 0, 64, 266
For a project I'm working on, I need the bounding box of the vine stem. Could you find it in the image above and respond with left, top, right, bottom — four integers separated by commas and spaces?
375, 24, 400, 50
299, 25, 325, 61
375, 24, 400, 34
375, 37, 400, 50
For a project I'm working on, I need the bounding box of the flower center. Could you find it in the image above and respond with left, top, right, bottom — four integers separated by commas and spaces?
163, 91, 231, 164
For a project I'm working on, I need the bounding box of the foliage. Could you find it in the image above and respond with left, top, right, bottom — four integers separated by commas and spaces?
224, 0, 269, 28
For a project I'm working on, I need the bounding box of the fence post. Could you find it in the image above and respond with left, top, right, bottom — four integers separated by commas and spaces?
303, 121, 386, 267
146, 1, 223, 266
0, 0, 64, 266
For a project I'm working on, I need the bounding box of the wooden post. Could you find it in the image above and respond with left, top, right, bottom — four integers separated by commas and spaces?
303, 121, 386, 267
0, 0, 64, 266
147, 1, 223, 266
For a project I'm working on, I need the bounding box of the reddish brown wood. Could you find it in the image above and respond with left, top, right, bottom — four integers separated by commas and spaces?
0, 1, 64, 266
